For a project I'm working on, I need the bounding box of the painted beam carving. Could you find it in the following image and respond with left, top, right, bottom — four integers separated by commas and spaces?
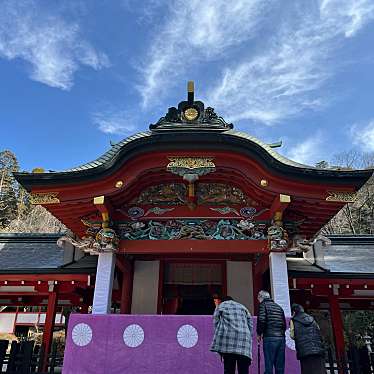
117, 219, 266, 240
58, 196, 120, 255
30, 192, 60, 204
267, 194, 291, 252
130, 183, 259, 206
326, 191, 357, 203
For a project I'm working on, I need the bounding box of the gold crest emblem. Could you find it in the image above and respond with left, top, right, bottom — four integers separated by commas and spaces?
183, 107, 199, 121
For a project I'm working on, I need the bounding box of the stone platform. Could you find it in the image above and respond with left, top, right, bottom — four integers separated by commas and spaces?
63, 314, 299, 374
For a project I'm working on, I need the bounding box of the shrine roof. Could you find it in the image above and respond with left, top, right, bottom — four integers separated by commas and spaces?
14, 83, 374, 190
62, 130, 305, 173
60, 255, 98, 270
287, 258, 326, 273
0, 233, 96, 274
0, 233, 64, 272
14, 128, 373, 189
288, 235, 374, 278
323, 235, 374, 274
12, 89, 374, 240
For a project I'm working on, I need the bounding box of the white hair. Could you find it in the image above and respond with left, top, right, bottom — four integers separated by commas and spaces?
258, 290, 271, 303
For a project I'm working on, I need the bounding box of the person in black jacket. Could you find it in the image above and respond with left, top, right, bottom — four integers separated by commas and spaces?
256, 290, 286, 374
290, 304, 325, 374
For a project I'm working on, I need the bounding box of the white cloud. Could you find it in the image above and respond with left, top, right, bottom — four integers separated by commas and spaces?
351, 120, 374, 152
320, 0, 374, 38
138, 0, 374, 124
121, 0, 165, 24
283, 133, 324, 166
92, 110, 138, 135
207, 0, 374, 125
0, 1, 109, 90
138, 0, 271, 108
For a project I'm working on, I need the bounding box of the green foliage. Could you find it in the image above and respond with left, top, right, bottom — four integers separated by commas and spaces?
310, 310, 335, 349
343, 311, 374, 348
311, 310, 374, 349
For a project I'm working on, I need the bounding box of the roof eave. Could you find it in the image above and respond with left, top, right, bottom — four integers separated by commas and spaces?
288, 270, 374, 279
0, 268, 96, 275
14, 131, 373, 191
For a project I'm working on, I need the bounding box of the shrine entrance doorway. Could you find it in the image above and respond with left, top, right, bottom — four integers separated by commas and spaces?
161, 262, 225, 315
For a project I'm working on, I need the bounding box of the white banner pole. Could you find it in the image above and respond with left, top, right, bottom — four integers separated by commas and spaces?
269, 252, 291, 317
92, 252, 116, 314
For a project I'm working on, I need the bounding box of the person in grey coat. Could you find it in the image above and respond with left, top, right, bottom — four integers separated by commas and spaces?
210, 296, 253, 374
290, 304, 325, 374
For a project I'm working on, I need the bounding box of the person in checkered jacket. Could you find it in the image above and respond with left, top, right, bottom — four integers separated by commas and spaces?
210, 296, 253, 374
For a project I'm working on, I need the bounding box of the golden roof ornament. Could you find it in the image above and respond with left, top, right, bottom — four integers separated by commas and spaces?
150, 81, 233, 131
32, 167, 45, 173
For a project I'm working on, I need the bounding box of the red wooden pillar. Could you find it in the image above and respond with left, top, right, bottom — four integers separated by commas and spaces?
42, 291, 58, 372
329, 294, 346, 374
157, 260, 164, 314
252, 262, 259, 313
80, 304, 89, 314
222, 261, 227, 297
81, 289, 92, 314
120, 261, 134, 314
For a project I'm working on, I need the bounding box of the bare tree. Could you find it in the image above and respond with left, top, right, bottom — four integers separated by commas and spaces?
0, 150, 19, 228
4, 204, 66, 233
331, 150, 361, 169
321, 150, 374, 235
0, 150, 66, 233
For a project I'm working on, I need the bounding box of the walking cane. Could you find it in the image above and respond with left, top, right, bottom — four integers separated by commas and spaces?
257, 340, 261, 374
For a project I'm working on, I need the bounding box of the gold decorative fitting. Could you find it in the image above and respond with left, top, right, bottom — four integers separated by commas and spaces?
184, 107, 199, 121
94, 196, 105, 205
115, 180, 124, 188
101, 212, 109, 222
273, 211, 283, 222
30, 192, 60, 205
167, 157, 216, 179
32, 167, 45, 173
188, 183, 195, 197
260, 179, 268, 187
167, 157, 215, 170
280, 194, 291, 203
326, 191, 357, 203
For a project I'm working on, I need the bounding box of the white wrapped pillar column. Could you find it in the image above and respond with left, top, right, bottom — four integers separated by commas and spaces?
269, 252, 291, 317
92, 252, 116, 314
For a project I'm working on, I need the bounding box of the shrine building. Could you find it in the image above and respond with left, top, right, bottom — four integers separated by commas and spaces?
2, 82, 372, 373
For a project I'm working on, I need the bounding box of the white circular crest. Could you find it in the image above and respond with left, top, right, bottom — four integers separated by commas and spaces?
72, 323, 93, 347
123, 324, 145, 348
285, 328, 296, 350
177, 324, 199, 348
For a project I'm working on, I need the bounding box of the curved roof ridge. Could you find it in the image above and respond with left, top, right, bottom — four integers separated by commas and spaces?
62, 128, 314, 173
226, 130, 315, 169
64, 131, 152, 172
14, 127, 372, 191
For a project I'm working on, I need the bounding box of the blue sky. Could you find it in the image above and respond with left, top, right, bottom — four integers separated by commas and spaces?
1, 0, 374, 171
